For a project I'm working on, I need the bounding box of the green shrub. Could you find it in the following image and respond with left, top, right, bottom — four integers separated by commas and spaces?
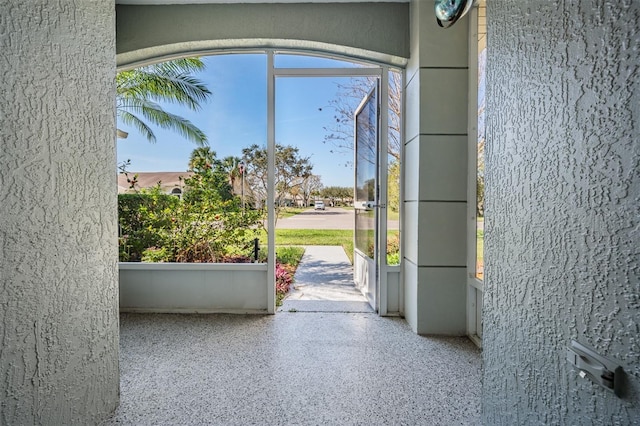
386, 233, 400, 265
118, 171, 263, 262
142, 247, 172, 262
276, 246, 305, 266
170, 202, 262, 262
256, 246, 305, 266
255, 246, 305, 306
118, 188, 179, 262
386, 252, 400, 265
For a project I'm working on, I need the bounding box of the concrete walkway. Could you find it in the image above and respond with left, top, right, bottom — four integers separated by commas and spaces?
278, 246, 373, 313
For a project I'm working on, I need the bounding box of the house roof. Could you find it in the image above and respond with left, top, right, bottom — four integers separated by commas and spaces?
117, 171, 193, 194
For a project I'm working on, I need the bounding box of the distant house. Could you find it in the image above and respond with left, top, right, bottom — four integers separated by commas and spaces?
117, 172, 194, 198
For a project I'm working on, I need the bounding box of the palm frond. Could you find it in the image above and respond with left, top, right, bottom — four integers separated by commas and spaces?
116, 57, 212, 145
119, 97, 207, 145
120, 71, 210, 110
117, 109, 157, 143
149, 58, 206, 75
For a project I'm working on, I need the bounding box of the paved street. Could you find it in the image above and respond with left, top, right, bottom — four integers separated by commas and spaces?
276, 207, 353, 229
276, 207, 399, 230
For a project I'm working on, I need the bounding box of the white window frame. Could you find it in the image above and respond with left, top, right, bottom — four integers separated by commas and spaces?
467, 3, 485, 348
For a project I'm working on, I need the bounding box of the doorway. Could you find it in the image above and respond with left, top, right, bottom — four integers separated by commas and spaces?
270, 52, 400, 314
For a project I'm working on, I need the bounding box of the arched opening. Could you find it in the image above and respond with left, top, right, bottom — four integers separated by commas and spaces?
170, 187, 182, 198
116, 49, 403, 315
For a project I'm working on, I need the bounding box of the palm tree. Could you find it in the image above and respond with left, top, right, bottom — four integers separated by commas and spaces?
116, 58, 212, 145
221, 156, 242, 189
188, 147, 218, 171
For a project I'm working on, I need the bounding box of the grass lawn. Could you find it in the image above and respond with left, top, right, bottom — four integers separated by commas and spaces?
278, 207, 308, 219
280, 205, 400, 222
273, 245, 306, 266
476, 229, 484, 279
387, 210, 400, 221
260, 229, 354, 263
259, 229, 402, 265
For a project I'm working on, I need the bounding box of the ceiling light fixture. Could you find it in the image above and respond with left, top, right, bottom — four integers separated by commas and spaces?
435, 0, 474, 28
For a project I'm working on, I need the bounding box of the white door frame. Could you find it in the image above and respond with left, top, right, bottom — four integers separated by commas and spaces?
466, 5, 484, 347
353, 84, 380, 311
268, 51, 394, 314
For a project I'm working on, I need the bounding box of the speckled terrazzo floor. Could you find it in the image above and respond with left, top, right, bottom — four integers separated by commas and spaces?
103, 313, 481, 425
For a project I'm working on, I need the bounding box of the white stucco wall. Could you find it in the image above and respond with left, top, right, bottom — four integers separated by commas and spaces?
403, 0, 469, 335
115, 2, 409, 68
483, 1, 639, 423
119, 263, 269, 313
0, 1, 119, 424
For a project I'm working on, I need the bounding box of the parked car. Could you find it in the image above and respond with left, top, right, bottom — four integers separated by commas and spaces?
314, 201, 325, 210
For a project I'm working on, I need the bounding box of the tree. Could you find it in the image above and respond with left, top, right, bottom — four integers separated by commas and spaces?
118, 149, 262, 263
241, 144, 313, 221
188, 147, 218, 171
184, 147, 233, 203
220, 156, 243, 192
288, 185, 302, 207
387, 160, 400, 213
476, 138, 485, 217
322, 71, 402, 162
321, 186, 353, 206
301, 175, 323, 207
322, 72, 401, 213
116, 58, 212, 145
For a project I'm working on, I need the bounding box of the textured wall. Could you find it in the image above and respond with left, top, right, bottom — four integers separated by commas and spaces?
0, 1, 119, 424
484, 1, 639, 424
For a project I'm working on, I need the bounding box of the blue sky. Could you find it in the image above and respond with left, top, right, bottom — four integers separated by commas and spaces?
117, 54, 368, 188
